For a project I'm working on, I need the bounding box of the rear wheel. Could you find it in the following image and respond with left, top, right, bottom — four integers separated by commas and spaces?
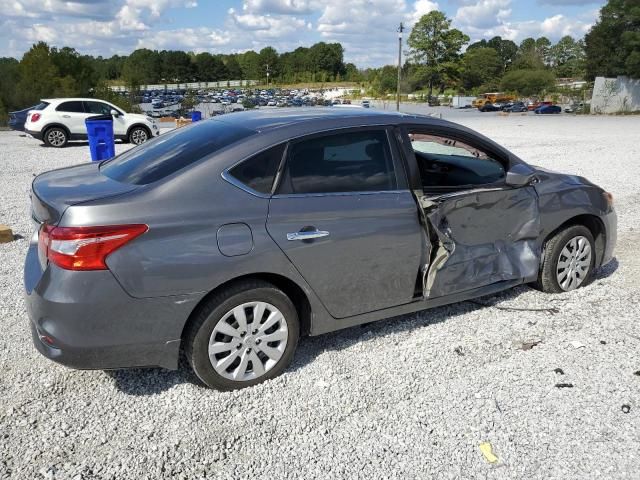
44, 127, 68, 148
535, 225, 595, 293
185, 280, 299, 390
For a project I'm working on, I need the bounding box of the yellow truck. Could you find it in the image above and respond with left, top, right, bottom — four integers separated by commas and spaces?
472, 92, 516, 108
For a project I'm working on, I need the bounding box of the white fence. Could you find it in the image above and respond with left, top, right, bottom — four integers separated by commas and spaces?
590, 76, 640, 114
109, 80, 259, 92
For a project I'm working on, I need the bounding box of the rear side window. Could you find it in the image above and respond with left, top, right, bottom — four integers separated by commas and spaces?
228, 144, 285, 195
56, 101, 85, 113
279, 130, 397, 194
101, 120, 254, 185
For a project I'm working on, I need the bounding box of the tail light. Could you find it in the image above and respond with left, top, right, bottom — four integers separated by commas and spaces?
38, 224, 148, 271
30, 113, 41, 122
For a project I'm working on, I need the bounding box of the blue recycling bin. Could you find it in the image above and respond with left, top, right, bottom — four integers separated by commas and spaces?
85, 114, 115, 162
191, 110, 202, 122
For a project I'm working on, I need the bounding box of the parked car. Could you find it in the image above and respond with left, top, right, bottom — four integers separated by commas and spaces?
361, 100, 370, 108
25, 108, 616, 390
528, 101, 553, 111
24, 98, 159, 147
479, 103, 501, 112
8, 105, 37, 131
504, 102, 528, 113
535, 105, 562, 114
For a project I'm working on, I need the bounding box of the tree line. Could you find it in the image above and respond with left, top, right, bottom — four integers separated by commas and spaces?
0, 0, 637, 121
367, 0, 638, 99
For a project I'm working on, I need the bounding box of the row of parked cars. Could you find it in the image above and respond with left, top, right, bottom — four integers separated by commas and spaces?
478, 101, 562, 114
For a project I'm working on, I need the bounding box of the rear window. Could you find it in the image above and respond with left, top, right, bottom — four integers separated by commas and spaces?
33, 102, 49, 111
101, 120, 254, 185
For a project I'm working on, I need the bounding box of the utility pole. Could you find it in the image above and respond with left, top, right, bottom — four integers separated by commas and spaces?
396, 22, 404, 112
265, 64, 270, 88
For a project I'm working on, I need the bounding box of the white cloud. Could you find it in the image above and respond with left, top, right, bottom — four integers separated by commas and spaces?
242, 0, 315, 14
453, 0, 597, 45
454, 0, 511, 30
0, 0, 601, 66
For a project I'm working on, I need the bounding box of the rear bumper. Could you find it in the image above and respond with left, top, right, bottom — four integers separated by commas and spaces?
24, 242, 201, 370
25, 128, 43, 140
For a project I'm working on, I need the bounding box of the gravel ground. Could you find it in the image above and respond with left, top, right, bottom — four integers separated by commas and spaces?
1, 113, 639, 479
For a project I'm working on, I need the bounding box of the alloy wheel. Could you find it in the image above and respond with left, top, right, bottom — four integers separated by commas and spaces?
131, 128, 148, 145
556, 235, 592, 291
47, 129, 66, 147
208, 301, 288, 381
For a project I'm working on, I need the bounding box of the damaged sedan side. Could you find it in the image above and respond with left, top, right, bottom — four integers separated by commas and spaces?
25, 109, 616, 390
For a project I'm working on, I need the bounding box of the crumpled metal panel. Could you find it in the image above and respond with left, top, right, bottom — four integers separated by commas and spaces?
419, 187, 541, 298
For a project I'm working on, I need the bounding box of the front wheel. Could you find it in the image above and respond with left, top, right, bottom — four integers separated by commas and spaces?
185, 280, 299, 390
128, 126, 149, 145
534, 225, 596, 293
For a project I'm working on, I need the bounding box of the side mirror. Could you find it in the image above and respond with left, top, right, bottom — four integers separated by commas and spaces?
110, 109, 120, 117
505, 163, 537, 187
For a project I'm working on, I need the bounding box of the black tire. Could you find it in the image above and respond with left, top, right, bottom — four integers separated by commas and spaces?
534, 225, 596, 293
43, 127, 68, 148
128, 126, 149, 145
184, 280, 299, 391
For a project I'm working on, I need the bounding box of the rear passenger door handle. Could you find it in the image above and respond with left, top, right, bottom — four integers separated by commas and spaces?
287, 229, 330, 241
62, 115, 71, 118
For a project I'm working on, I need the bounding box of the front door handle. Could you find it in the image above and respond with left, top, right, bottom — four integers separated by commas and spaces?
62, 115, 71, 118
287, 229, 330, 241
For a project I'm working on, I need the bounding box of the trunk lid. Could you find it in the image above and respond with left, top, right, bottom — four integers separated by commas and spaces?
31, 162, 138, 224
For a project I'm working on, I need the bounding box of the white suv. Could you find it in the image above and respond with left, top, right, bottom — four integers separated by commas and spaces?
24, 98, 159, 148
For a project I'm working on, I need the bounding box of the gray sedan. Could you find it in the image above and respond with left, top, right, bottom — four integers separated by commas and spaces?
25, 108, 616, 390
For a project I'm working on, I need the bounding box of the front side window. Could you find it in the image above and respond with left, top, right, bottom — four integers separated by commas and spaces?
84, 101, 114, 115
228, 144, 286, 195
279, 130, 397, 194
56, 101, 85, 113
409, 131, 505, 189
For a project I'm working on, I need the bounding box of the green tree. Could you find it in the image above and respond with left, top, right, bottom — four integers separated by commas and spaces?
160, 50, 195, 82
259, 46, 279, 82
308, 42, 345, 81
237, 50, 262, 81
407, 11, 469, 100
17, 42, 62, 106
0, 58, 21, 112
122, 48, 161, 89
585, 0, 640, 79
194, 52, 228, 81
550, 36, 586, 78
50, 47, 96, 95
487, 36, 518, 72
224, 55, 243, 79
513, 37, 545, 70
460, 47, 502, 90
501, 69, 556, 96
535, 37, 552, 65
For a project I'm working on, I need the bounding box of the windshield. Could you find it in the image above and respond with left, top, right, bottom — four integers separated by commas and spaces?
101, 119, 255, 185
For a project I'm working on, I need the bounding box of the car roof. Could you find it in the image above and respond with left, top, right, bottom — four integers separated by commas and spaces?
41, 98, 115, 103
212, 107, 453, 134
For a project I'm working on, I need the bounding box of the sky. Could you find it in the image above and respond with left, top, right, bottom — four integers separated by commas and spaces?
0, 0, 606, 67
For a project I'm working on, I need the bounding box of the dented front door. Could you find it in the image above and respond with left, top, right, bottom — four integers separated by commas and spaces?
420, 186, 541, 298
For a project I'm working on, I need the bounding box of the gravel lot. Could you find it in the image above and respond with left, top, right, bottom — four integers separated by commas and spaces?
1, 111, 639, 479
